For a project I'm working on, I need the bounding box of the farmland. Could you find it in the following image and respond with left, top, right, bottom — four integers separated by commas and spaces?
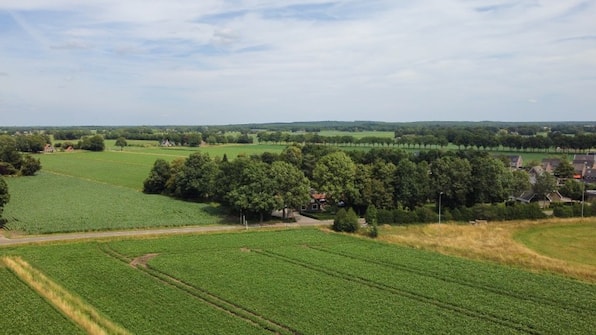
1, 229, 594, 334
2, 172, 226, 234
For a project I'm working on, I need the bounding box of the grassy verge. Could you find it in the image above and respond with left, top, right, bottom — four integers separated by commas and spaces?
2, 256, 130, 335
377, 218, 596, 282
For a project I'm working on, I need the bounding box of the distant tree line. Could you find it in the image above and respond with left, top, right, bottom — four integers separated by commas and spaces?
256, 128, 596, 153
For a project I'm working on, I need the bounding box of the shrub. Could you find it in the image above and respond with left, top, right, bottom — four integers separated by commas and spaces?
553, 205, 573, 218
20, 155, 41, 176
332, 208, 359, 233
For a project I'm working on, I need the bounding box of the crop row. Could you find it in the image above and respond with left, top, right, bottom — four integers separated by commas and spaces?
261, 246, 592, 334
308, 245, 593, 315
143, 246, 519, 334
315, 240, 596, 313
100, 244, 297, 335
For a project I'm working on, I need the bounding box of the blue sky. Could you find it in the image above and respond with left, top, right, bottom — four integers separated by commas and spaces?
1, 0, 595, 126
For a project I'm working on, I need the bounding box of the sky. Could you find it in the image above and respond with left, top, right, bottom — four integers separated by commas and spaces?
0, 0, 595, 126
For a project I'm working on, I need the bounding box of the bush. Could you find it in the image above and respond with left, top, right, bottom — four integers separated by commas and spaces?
0, 162, 18, 176
377, 209, 393, 224
415, 207, 436, 223
332, 208, 359, 233
20, 155, 41, 176
553, 205, 573, 218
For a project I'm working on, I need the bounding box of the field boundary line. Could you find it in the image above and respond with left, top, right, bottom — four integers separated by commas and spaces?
256, 250, 543, 335
308, 246, 594, 315
99, 244, 301, 335
1, 256, 131, 335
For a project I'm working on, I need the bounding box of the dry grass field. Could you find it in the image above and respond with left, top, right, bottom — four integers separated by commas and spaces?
377, 218, 596, 282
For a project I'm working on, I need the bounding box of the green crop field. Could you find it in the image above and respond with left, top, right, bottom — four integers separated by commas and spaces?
0, 266, 84, 335
2, 172, 225, 234
1, 229, 594, 334
515, 222, 596, 266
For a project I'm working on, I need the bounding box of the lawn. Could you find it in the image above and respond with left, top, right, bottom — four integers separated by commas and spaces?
514, 221, 596, 266
1, 229, 594, 334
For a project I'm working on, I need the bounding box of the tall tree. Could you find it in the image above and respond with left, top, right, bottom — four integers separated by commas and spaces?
143, 159, 172, 194
115, 137, 128, 151
510, 169, 531, 196
554, 159, 574, 178
352, 163, 374, 211
394, 159, 430, 210
0, 176, 9, 219
0, 135, 23, 172
533, 172, 557, 200
313, 151, 356, 205
269, 161, 310, 218
430, 156, 472, 208
370, 160, 396, 209
226, 160, 280, 222
172, 152, 219, 200
469, 156, 512, 204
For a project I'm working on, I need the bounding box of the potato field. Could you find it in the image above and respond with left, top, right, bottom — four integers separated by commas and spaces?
2, 229, 594, 334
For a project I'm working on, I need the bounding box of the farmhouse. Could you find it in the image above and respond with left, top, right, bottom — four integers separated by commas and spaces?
301, 191, 326, 212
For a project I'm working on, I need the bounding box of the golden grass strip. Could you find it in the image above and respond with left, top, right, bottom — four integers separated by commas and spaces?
377, 218, 596, 283
1, 256, 130, 335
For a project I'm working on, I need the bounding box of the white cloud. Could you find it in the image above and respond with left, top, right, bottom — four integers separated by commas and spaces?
0, 0, 595, 125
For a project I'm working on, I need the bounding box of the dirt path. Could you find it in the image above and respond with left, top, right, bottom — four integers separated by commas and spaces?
0, 216, 332, 247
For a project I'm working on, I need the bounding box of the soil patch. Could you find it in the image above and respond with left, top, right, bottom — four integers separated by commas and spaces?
130, 253, 158, 268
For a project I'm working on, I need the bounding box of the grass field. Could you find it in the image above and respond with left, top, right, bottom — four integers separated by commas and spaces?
2, 172, 225, 234
378, 219, 596, 282
515, 222, 596, 267
1, 228, 594, 334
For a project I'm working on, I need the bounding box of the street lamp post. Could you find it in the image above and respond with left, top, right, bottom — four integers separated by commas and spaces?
581, 182, 585, 218
438, 192, 443, 224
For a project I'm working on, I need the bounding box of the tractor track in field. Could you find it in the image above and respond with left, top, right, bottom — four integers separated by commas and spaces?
255, 249, 544, 335
307, 246, 594, 315
100, 245, 301, 335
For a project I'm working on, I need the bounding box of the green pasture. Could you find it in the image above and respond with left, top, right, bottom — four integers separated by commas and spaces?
105, 139, 284, 159
515, 221, 596, 266
2, 229, 594, 334
2, 172, 225, 234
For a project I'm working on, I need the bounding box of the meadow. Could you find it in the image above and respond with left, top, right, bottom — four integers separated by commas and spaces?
515, 222, 596, 267
1, 228, 594, 334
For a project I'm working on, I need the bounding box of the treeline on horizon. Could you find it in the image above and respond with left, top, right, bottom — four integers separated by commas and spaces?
2, 121, 596, 153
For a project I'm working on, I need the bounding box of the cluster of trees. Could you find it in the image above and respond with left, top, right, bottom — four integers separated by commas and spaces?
0, 135, 42, 176
13, 133, 51, 153
53, 135, 106, 152
102, 128, 253, 146
143, 144, 541, 223
143, 152, 310, 222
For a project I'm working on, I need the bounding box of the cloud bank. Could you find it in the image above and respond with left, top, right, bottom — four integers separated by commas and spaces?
1, 0, 595, 125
